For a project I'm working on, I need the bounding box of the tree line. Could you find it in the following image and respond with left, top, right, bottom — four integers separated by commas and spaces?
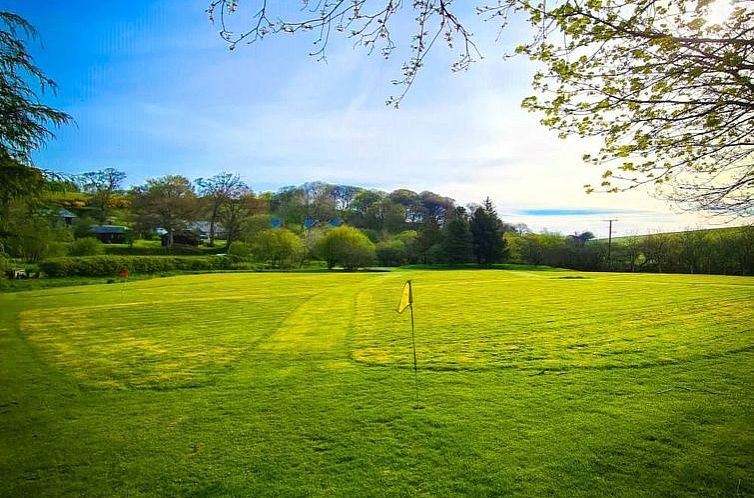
2, 168, 752, 275
0, 170, 513, 270
506, 228, 754, 276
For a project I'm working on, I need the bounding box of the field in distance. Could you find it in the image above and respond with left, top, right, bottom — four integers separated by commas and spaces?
1, 270, 752, 496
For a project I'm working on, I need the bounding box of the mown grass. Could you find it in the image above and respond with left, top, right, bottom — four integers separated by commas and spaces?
0, 270, 752, 497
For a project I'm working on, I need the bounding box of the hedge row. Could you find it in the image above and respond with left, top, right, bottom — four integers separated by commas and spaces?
103, 244, 205, 256
39, 255, 238, 277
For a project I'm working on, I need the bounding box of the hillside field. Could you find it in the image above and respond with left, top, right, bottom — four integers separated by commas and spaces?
1, 270, 752, 496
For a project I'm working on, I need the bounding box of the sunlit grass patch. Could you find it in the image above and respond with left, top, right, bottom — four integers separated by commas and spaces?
15, 272, 379, 389
352, 271, 754, 370
1, 270, 752, 497
19, 296, 298, 389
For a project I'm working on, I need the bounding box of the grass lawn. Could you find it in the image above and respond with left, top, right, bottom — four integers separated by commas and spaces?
1, 270, 752, 496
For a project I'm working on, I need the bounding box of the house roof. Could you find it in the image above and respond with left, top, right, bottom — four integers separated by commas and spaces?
59, 208, 77, 219
90, 225, 128, 234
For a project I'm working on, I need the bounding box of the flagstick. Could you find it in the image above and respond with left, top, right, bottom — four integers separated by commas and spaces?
409, 302, 420, 408
398, 280, 420, 409
407, 281, 420, 409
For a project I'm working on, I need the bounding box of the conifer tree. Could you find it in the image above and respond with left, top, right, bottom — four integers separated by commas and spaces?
441, 207, 473, 264
470, 197, 508, 266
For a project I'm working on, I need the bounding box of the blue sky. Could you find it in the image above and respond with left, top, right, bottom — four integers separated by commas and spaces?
9, 0, 743, 237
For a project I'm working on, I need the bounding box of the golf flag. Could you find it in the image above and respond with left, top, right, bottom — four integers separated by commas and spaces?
397, 279, 419, 408
397, 280, 413, 314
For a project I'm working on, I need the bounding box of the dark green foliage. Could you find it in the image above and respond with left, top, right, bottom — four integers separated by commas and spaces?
0, 12, 72, 163
441, 207, 473, 264
167, 231, 200, 247
270, 182, 338, 226
375, 239, 407, 266
103, 244, 202, 256
0, 157, 46, 214
415, 218, 442, 263
359, 228, 380, 243
7, 168, 751, 277
469, 199, 508, 266
39, 255, 236, 277
505, 226, 754, 276
73, 216, 96, 239
68, 237, 104, 256
511, 231, 606, 271
393, 230, 419, 263
2, 212, 70, 262
418, 191, 455, 224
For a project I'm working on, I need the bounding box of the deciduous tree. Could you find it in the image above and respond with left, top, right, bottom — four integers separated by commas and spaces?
315, 225, 376, 269
196, 172, 247, 246
251, 228, 306, 268
220, 189, 267, 248
79, 168, 127, 223
209, 1, 754, 214
130, 176, 198, 247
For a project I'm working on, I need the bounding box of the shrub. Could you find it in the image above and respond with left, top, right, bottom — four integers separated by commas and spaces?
7, 219, 71, 262
39, 255, 235, 277
169, 243, 203, 255
240, 214, 274, 242
68, 237, 104, 256
103, 244, 201, 256
360, 228, 380, 243
376, 239, 407, 266
302, 226, 331, 260
427, 243, 444, 264
251, 229, 305, 268
394, 230, 419, 263
228, 241, 252, 259
315, 226, 376, 270
46, 241, 69, 259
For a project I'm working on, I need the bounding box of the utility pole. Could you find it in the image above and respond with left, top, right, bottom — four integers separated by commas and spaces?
603, 219, 618, 269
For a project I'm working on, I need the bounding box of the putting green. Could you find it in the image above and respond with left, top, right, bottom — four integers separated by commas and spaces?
1, 270, 752, 496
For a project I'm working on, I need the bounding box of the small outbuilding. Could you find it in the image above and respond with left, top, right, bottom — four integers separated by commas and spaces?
58, 208, 78, 226
90, 225, 128, 243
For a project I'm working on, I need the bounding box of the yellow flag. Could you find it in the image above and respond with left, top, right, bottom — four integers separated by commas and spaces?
397, 280, 413, 313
